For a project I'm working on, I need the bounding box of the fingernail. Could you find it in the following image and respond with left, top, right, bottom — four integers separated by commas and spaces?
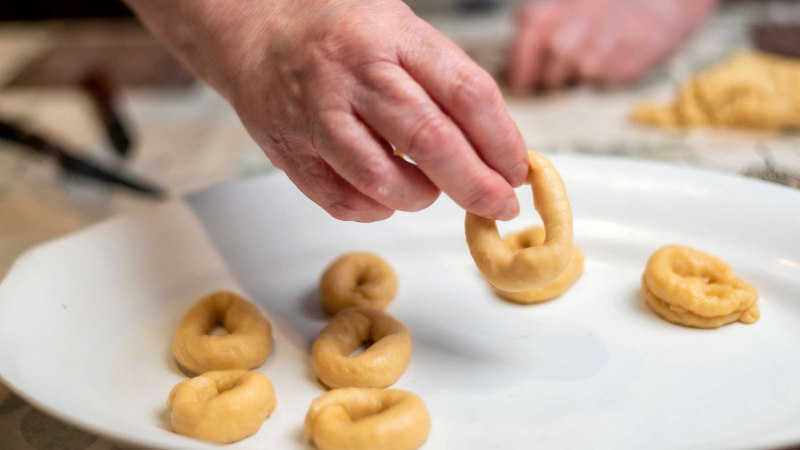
495, 196, 520, 221
505, 160, 529, 187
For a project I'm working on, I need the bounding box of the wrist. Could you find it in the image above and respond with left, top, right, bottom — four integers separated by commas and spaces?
123, 0, 292, 100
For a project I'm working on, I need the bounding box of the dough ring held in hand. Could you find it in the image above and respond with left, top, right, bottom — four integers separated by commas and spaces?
305, 388, 431, 450
320, 252, 398, 315
172, 291, 272, 374
492, 226, 584, 304
465, 151, 573, 292
642, 245, 760, 328
313, 306, 411, 389
168, 370, 277, 444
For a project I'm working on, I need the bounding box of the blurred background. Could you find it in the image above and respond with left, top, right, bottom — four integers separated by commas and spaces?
0, 1, 799, 446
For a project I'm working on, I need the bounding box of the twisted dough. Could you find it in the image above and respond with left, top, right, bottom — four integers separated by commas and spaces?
305, 388, 431, 450
167, 370, 277, 444
642, 246, 760, 328
320, 252, 398, 315
313, 306, 412, 389
492, 226, 584, 304
172, 291, 272, 374
466, 151, 573, 292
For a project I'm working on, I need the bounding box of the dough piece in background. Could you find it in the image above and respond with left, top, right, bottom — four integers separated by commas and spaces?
632, 51, 800, 130
320, 252, 398, 315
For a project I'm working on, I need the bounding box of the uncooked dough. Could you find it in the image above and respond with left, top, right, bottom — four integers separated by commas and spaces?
313, 306, 412, 389
167, 370, 277, 444
319, 252, 398, 315
632, 51, 800, 129
305, 388, 431, 450
642, 245, 760, 328
172, 291, 272, 374
491, 226, 584, 304
465, 151, 573, 292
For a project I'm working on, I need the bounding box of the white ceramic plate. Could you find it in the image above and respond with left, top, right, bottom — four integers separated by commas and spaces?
1, 155, 799, 450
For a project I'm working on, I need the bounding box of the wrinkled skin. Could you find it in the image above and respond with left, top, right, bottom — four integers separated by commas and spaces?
510, 0, 719, 92
125, 0, 529, 222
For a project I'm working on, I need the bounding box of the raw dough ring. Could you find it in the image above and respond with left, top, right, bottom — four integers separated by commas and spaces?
167, 370, 277, 444
642, 276, 760, 328
465, 151, 573, 292
305, 388, 431, 450
313, 306, 411, 389
320, 252, 398, 315
172, 291, 272, 374
492, 226, 584, 304
642, 245, 760, 328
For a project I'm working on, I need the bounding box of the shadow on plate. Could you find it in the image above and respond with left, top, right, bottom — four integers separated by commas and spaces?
300, 288, 328, 322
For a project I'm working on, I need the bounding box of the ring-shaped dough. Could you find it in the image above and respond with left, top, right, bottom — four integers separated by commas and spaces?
172, 291, 272, 374
313, 306, 411, 389
642, 276, 760, 328
492, 226, 584, 304
642, 246, 760, 328
465, 151, 573, 292
320, 253, 398, 315
167, 370, 277, 444
304, 388, 431, 450
644, 246, 759, 318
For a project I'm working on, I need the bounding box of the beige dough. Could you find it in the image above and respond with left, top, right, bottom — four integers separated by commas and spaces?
632, 51, 800, 130
492, 226, 584, 304
313, 306, 412, 389
167, 370, 277, 444
320, 253, 398, 315
172, 291, 272, 374
305, 388, 431, 450
642, 245, 760, 328
465, 151, 573, 292
642, 276, 760, 329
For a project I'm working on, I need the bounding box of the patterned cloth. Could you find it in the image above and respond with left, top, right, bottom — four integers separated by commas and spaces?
1, 2, 799, 449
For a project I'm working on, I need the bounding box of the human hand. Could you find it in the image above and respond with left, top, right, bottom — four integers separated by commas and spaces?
126, 0, 529, 222
510, 0, 719, 92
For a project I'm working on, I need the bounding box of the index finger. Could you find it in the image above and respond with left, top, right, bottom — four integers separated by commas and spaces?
399, 24, 529, 189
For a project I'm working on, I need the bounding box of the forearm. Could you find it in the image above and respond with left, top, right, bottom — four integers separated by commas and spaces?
121, 0, 287, 99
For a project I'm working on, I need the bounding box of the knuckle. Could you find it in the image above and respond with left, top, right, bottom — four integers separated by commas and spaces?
451, 69, 501, 111
462, 175, 503, 214
401, 179, 441, 212
354, 156, 390, 196
405, 113, 453, 163
316, 17, 374, 62
493, 130, 526, 170
414, 188, 442, 211
358, 62, 409, 101
577, 57, 601, 79
325, 200, 363, 221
